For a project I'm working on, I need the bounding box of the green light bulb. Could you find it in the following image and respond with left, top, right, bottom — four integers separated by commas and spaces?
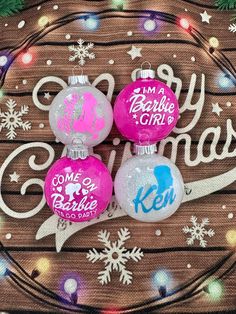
0, 89, 4, 99
207, 280, 224, 301
113, 0, 124, 9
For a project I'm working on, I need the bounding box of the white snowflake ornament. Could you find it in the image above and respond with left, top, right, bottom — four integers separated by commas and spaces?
68, 38, 95, 66
0, 99, 31, 139
183, 216, 215, 248
86, 228, 144, 285
229, 24, 236, 33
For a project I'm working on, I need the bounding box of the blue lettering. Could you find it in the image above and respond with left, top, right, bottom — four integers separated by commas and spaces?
133, 186, 176, 213
133, 185, 157, 213
133, 165, 176, 214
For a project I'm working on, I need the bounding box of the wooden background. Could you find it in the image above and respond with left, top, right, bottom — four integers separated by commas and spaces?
0, 0, 235, 312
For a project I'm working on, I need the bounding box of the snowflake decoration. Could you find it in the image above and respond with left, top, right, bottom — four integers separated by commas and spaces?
68, 39, 95, 66
86, 228, 144, 285
182, 216, 215, 248
229, 23, 236, 33
0, 99, 31, 139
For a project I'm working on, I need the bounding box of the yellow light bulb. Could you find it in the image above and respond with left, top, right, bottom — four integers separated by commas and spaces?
38, 16, 49, 27
209, 37, 219, 48
36, 258, 50, 274
226, 229, 236, 247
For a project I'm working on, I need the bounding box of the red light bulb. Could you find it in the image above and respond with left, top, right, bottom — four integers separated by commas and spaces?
21, 52, 33, 64
180, 18, 190, 30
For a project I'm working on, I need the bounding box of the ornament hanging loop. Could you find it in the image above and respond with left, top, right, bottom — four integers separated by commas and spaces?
72, 65, 84, 76
68, 66, 89, 85
72, 137, 84, 146
141, 61, 152, 70
137, 61, 155, 79
66, 138, 89, 160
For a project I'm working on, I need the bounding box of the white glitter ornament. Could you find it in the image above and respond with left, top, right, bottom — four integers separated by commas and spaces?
49, 74, 113, 147
114, 147, 184, 222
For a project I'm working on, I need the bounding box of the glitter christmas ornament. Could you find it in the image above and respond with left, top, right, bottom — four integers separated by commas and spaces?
44, 143, 113, 222
114, 146, 184, 222
114, 63, 179, 145
49, 74, 113, 147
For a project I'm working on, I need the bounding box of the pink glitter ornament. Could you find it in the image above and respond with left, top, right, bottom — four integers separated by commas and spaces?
44, 144, 113, 223
114, 64, 179, 145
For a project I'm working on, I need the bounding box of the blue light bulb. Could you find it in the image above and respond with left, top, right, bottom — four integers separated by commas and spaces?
153, 269, 171, 287
218, 75, 233, 88
85, 16, 100, 30
0, 260, 7, 276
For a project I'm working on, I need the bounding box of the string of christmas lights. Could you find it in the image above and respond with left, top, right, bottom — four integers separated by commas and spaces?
0, 241, 235, 313
0, 3, 235, 313
14, 0, 220, 13
0, 9, 236, 89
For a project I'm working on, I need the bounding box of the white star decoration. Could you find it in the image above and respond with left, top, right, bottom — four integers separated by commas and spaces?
44, 92, 51, 100
212, 103, 223, 116
127, 45, 142, 60
9, 171, 20, 182
200, 11, 212, 24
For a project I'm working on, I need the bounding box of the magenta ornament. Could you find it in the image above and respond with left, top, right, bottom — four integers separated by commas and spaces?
44, 155, 113, 222
114, 67, 179, 145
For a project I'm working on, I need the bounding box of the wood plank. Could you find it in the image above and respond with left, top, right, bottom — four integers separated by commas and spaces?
1, 142, 236, 193
0, 194, 235, 249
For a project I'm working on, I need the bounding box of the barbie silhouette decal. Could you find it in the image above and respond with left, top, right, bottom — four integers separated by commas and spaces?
57, 92, 105, 140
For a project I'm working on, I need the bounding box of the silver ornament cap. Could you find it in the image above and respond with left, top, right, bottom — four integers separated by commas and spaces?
68, 75, 90, 86
134, 143, 157, 155
136, 69, 156, 80
66, 139, 89, 160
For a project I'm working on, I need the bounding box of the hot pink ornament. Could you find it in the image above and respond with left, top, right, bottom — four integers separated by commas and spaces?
114, 67, 179, 144
44, 154, 113, 223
